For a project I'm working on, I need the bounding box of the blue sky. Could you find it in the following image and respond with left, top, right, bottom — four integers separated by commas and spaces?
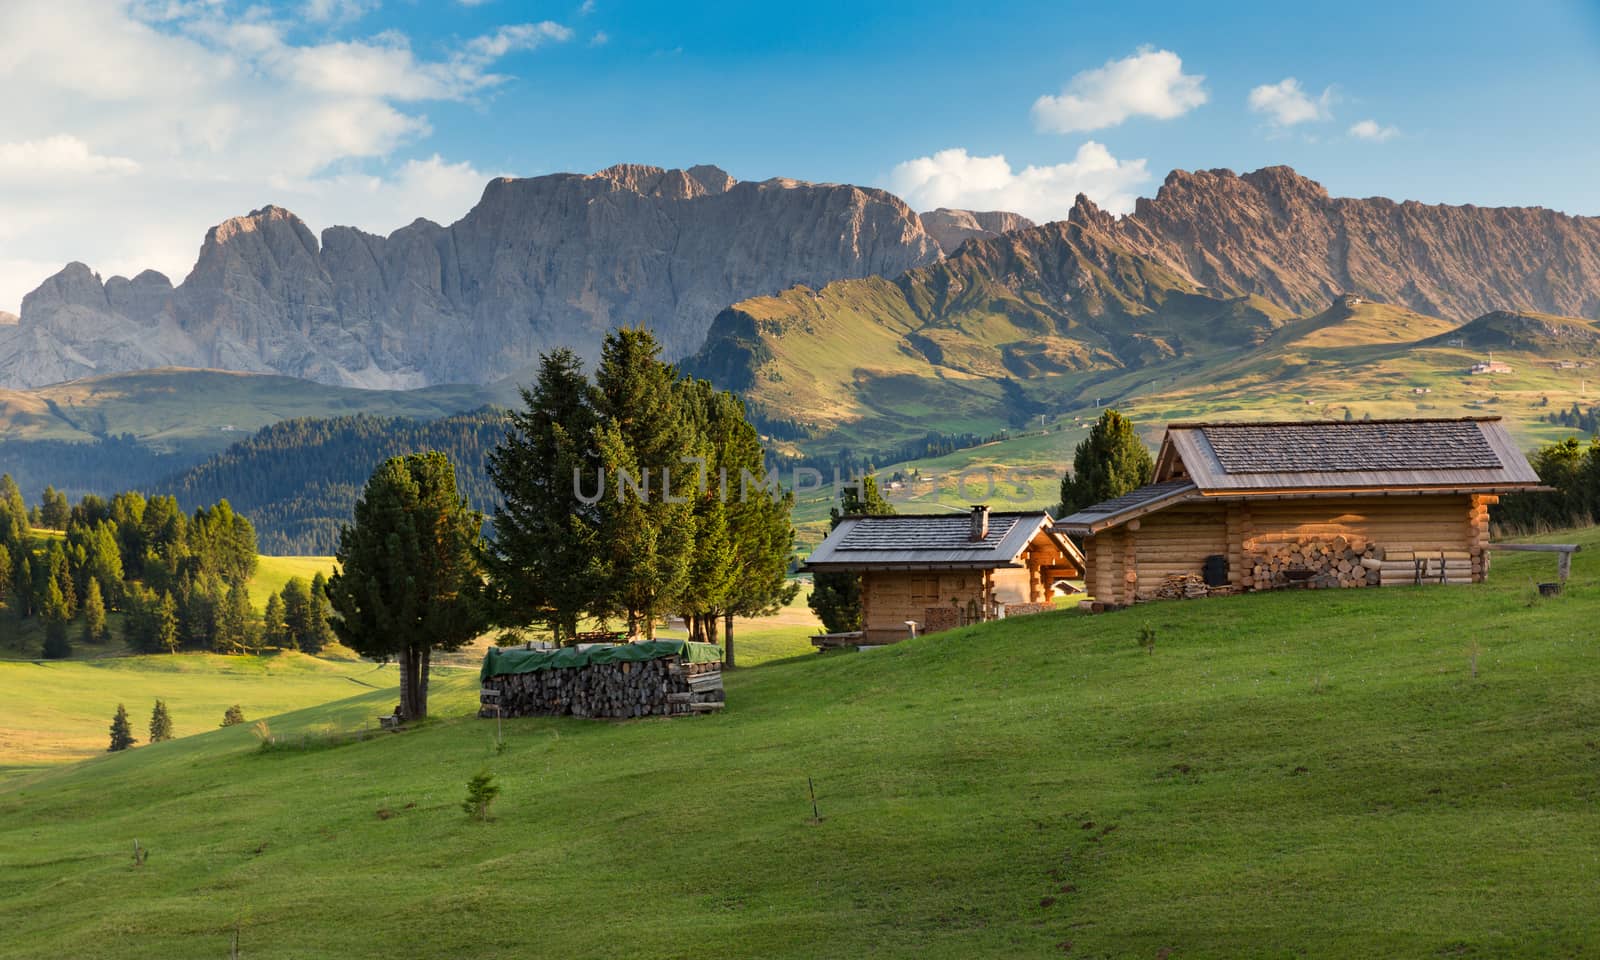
0, 0, 1596, 312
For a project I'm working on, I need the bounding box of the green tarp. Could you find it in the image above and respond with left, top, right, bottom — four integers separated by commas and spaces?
480, 640, 723, 683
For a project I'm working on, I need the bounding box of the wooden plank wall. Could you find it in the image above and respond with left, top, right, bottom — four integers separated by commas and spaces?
862, 570, 988, 643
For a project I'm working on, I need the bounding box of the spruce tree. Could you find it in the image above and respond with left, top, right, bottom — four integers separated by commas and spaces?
108, 703, 136, 751
281, 578, 315, 652
0, 543, 10, 609
156, 592, 179, 653
590, 329, 695, 637
262, 592, 288, 648
0, 473, 28, 548
149, 699, 173, 743
327, 452, 487, 721
218, 581, 253, 653
40, 486, 70, 529
1057, 409, 1154, 516
308, 572, 336, 653
82, 578, 108, 644
42, 618, 72, 659
484, 349, 602, 644
808, 475, 894, 633
221, 704, 246, 726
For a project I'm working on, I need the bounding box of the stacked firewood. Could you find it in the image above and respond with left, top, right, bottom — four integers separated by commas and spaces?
480, 656, 725, 720
1153, 573, 1211, 600
1249, 537, 1383, 590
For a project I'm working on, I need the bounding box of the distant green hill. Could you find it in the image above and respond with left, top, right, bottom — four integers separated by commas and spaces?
0, 368, 514, 502
3, 532, 1597, 956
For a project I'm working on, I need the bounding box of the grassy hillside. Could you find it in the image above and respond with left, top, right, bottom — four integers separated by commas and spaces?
2, 533, 1597, 957
247, 556, 338, 615
0, 653, 384, 777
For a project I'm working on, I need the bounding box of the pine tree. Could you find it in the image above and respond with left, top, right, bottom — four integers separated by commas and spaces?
483, 349, 602, 644
156, 592, 179, 654
281, 578, 316, 652
327, 452, 487, 721
148, 699, 173, 743
218, 581, 253, 653
808, 475, 894, 633
262, 592, 288, 648
0, 543, 10, 609
108, 703, 136, 751
1057, 409, 1154, 516
82, 578, 108, 644
221, 704, 246, 726
308, 572, 336, 653
589, 329, 695, 638
40, 486, 70, 529
0, 473, 28, 548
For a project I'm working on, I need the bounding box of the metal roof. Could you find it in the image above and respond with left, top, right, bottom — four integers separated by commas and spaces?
803, 511, 1083, 572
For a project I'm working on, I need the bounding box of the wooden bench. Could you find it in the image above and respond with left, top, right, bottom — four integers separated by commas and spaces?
1485, 543, 1581, 583
810, 630, 866, 651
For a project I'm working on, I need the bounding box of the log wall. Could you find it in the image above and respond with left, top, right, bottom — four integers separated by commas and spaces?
1083, 493, 1485, 607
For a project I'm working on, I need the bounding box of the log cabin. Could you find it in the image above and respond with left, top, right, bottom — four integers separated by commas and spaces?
1054, 417, 1544, 606
803, 506, 1084, 644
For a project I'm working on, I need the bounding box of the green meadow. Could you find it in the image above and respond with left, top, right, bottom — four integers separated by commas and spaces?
2, 531, 1597, 957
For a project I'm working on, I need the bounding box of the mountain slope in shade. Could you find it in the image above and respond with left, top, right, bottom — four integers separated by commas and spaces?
0, 164, 944, 389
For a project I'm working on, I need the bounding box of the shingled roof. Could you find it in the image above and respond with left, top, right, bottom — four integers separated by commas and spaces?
1057, 417, 1543, 534
803, 511, 1082, 571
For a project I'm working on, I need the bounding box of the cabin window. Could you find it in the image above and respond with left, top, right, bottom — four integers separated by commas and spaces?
910, 576, 938, 603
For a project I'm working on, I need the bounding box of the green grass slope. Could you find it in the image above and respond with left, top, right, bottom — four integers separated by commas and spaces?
3, 535, 1597, 957
0, 653, 385, 776
0, 368, 514, 455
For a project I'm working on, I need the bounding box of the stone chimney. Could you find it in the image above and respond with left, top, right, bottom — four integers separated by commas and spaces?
969, 504, 990, 542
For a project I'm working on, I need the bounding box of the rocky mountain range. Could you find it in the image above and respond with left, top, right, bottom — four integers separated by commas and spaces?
2, 164, 1016, 390
687, 166, 1600, 442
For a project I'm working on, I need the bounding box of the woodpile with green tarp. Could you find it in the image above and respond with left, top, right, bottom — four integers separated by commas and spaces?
478, 640, 725, 720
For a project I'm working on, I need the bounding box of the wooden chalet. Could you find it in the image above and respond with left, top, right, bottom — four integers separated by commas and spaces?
1054, 417, 1544, 606
804, 506, 1084, 644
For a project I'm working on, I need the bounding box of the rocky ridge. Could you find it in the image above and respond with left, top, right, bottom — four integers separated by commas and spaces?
0, 164, 955, 389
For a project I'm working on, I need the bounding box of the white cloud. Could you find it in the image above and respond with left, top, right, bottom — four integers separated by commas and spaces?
301, 0, 378, 24
465, 21, 572, 60
886, 142, 1150, 222
1032, 47, 1207, 133
1349, 119, 1399, 142
590, 30, 609, 46
0, 136, 139, 181
1247, 77, 1333, 126
0, 0, 571, 313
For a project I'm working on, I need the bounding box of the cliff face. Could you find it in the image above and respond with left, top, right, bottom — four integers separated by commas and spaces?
0, 164, 944, 389
1074, 166, 1600, 322
919, 208, 1036, 255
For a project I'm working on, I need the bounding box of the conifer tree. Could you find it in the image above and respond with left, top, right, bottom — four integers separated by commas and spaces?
483, 348, 601, 644
327, 452, 487, 721
0, 473, 27, 548
39, 485, 70, 529
1057, 409, 1154, 516
808, 475, 894, 633
262, 592, 288, 649
590, 329, 695, 637
218, 581, 253, 653
0, 543, 10, 609
221, 704, 246, 726
42, 618, 72, 659
108, 703, 136, 751
82, 578, 108, 644
307, 572, 336, 653
148, 699, 173, 743
156, 592, 179, 654
281, 578, 316, 652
